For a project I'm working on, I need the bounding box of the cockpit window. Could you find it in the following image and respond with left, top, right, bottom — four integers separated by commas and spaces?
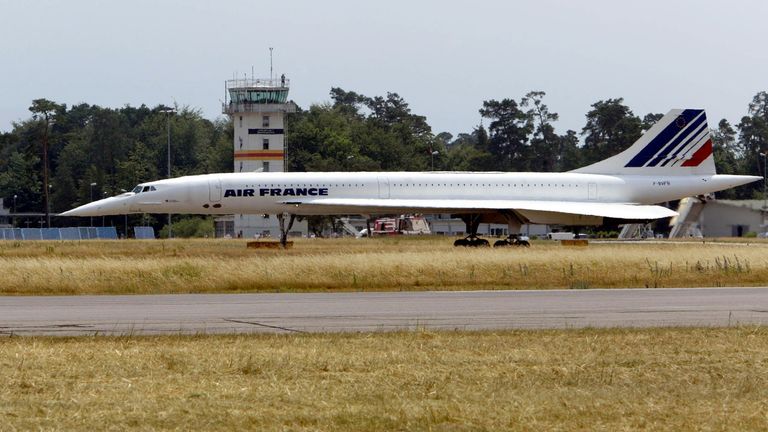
132, 185, 156, 193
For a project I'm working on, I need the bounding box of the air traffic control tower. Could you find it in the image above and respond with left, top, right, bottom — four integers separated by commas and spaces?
222, 75, 307, 238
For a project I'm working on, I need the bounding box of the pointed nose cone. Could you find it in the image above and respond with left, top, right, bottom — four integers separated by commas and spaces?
59, 203, 96, 217
60, 195, 131, 217
717, 175, 763, 188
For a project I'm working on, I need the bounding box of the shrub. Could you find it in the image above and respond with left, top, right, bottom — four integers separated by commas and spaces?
158, 217, 214, 238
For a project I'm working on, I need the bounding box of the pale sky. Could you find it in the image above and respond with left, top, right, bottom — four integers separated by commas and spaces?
1, 0, 767, 137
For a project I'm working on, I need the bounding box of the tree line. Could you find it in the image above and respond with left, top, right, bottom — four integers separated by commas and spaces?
0, 101, 232, 231
1, 90, 767, 234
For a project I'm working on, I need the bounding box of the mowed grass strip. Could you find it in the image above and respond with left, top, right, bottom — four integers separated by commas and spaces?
1, 238, 768, 295
1, 327, 767, 431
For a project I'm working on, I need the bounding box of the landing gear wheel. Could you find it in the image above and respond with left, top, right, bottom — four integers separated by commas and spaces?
493, 235, 531, 248
454, 235, 489, 247
473, 238, 490, 247
454, 238, 469, 247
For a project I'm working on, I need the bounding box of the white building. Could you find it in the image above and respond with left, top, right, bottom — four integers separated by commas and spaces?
698, 200, 765, 237
220, 75, 307, 238
670, 198, 766, 238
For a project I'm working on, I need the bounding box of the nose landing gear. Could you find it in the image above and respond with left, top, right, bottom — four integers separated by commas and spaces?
276, 213, 296, 248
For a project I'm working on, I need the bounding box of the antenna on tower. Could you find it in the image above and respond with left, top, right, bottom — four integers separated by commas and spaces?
269, 47, 274, 80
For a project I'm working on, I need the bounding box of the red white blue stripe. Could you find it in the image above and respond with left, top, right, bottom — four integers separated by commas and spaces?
625, 109, 712, 168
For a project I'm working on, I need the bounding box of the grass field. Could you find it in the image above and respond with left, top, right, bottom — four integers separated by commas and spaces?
1, 237, 768, 295
1, 327, 766, 431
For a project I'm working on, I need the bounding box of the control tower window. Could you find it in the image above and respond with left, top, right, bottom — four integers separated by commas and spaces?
262, 115, 270, 127
262, 138, 269, 150
263, 162, 270, 172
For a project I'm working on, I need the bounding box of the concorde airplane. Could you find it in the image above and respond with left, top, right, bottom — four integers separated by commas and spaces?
62, 109, 760, 246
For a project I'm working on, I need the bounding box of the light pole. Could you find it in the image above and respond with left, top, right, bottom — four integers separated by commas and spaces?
760, 152, 767, 227
431, 150, 439, 171
121, 189, 128, 238
102, 191, 107, 227
89, 182, 97, 227
12, 194, 17, 228
40, 116, 51, 228
47, 184, 52, 228
159, 107, 176, 238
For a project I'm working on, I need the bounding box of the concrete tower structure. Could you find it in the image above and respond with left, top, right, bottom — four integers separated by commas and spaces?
222, 75, 307, 238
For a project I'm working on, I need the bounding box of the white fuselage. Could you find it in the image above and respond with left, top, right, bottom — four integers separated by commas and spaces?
62, 108, 764, 229
70, 171, 755, 220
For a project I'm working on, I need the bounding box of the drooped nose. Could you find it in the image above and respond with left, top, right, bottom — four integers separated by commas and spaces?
60, 195, 132, 217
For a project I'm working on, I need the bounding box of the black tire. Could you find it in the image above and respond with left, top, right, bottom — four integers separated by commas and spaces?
454, 238, 469, 247
493, 240, 510, 247
517, 240, 530, 247
475, 238, 490, 247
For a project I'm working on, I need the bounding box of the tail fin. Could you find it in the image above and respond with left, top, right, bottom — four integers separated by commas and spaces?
572, 109, 715, 175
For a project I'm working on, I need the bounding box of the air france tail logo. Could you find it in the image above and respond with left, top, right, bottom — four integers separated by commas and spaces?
625, 109, 713, 168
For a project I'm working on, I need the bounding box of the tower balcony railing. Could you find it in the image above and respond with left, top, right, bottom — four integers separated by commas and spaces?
222, 101, 298, 115
226, 77, 289, 89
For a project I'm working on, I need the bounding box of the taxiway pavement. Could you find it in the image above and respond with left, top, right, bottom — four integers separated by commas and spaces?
0, 287, 766, 336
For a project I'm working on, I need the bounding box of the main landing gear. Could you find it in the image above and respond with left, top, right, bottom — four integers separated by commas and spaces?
493, 234, 530, 248
453, 235, 490, 247
454, 214, 490, 247
453, 211, 531, 248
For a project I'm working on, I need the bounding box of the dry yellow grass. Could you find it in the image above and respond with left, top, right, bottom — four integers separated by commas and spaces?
1, 327, 767, 431
1, 237, 768, 295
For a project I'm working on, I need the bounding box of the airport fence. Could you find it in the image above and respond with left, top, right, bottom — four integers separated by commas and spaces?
0, 226, 156, 240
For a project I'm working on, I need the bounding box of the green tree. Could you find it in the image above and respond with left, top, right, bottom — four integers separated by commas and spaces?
29, 98, 64, 225
287, 103, 360, 172
641, 113, 664, 131
50, 160, 79, 212
288, 89, 435, 173
558, 130, 583, 171
88, 108, 131, 192
0, 151, 41, 213
443, 126, 494, 171
737, 91, 768, 198
712, 119, 743, 198
117, 141, 159, 190
581, 98, 642, 165
366, 92, 433, 170
479, 98, 533, 171
329, 87, 368, 117
521, 91, 559, 172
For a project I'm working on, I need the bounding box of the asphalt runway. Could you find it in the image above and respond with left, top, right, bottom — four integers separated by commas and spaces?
0, 287, 767, 336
